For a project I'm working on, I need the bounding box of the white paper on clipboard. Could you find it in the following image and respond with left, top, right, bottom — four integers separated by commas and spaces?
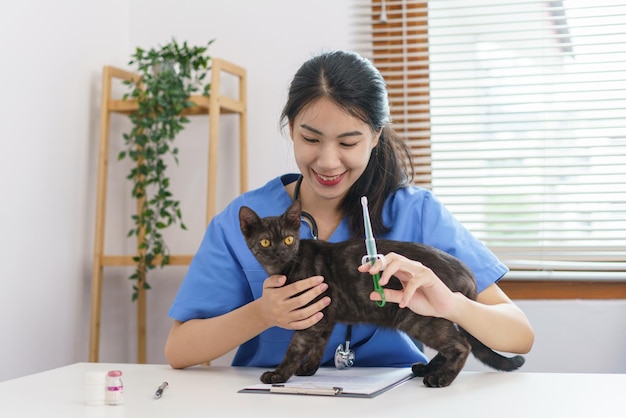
238, 367, 414, 398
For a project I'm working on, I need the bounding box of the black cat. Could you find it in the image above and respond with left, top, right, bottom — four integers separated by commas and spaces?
239, 200, 524, 387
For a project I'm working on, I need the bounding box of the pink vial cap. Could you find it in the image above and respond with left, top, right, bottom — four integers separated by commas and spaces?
107, 370, 122, 377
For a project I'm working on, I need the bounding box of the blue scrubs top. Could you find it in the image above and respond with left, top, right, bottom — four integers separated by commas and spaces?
168, 174, 508, 368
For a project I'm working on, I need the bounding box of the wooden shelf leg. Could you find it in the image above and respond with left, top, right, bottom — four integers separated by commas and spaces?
88, 264, 104, 362
239, 71, 248, 194
134, 144, 148, 363
89, 67, 113, 362
206, 63, 222, 224
137, 266, 147, 363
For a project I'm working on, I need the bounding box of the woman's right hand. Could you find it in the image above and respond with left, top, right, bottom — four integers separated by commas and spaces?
257, 275, 330, 330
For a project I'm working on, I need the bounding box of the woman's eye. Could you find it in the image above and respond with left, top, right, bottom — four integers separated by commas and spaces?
302, 136, 318, 144
340, 142, 357, 148
260, 239, 271, 248
284, 236, 294, 245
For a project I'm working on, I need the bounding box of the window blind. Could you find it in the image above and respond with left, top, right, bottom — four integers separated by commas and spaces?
354, 0, 626, 279
354, 0, 432, 188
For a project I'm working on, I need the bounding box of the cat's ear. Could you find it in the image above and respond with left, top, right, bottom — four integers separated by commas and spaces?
239, 206, 261, 237
284, 200, 301, 229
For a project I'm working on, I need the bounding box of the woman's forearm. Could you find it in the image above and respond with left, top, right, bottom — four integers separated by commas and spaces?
448, 284, 534, 354
165, 274, 331, 369
164, 299, 269, 369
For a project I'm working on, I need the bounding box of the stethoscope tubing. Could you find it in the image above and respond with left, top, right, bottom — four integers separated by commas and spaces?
293, 175, 319, 240
293, 174, 355, 369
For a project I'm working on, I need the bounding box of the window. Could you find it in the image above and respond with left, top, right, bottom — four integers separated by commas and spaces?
355, 0, 626, 296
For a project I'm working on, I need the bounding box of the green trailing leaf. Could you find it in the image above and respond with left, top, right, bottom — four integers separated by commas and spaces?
120, 38, 214, 302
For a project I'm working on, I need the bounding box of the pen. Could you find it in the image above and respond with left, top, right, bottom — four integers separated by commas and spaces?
270, 384, 342, 396
154, 381, 168, 399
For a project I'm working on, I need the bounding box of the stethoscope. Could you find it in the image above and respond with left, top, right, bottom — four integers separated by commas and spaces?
293, 175, 356, 369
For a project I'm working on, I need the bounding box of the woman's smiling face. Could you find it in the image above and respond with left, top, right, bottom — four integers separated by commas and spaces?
290, 97, 380, 205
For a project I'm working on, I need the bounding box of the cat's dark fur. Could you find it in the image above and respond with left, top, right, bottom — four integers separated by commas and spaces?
239, 200, 524, 387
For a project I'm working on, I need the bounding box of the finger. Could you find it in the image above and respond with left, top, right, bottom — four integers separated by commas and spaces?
370, 288, 404, 306
289, 296, 331, 328
285, 281, 329, 312
375, 252, 405, 285
289, 310, 325, 330
264, 275, 286, 289
357, 263, 370, 273
399, 277, 423, 308
286, 275, 324, 294
358, 255, 389, 275
377, 260, 403, 286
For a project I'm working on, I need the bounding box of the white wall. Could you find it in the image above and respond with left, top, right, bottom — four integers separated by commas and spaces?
454, 299, 626, 374
0, 0, 624, 382
0, 0, 130, 382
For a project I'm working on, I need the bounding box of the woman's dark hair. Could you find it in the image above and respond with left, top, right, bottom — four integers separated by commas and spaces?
280, 50, 414, 237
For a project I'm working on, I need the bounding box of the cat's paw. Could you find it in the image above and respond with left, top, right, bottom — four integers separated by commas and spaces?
421, 372, 455, 388
295, 365, 318, 376
413, 360, 459, 387
260, 371, 287, 384
411, 362, 431, 377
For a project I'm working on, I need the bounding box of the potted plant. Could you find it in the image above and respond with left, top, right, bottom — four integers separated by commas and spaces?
118, 38, 214, 300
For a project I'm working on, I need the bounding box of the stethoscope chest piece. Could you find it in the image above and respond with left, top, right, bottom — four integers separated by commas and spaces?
334, 341, 355, 370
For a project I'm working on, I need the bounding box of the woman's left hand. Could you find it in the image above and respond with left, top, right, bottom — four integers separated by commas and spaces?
358, 252, 457, 319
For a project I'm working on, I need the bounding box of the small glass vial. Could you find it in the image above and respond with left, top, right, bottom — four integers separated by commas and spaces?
84, 371, 107, 406
106, 370, 124, 405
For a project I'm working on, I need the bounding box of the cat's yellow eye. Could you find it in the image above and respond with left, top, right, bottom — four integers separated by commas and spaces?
260, 239, 271, 248
284, 236, 294, 245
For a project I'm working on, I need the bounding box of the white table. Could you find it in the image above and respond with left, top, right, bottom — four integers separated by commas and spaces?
0, 362, 624, 417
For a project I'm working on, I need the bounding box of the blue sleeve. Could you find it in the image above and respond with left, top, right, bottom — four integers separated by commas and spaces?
420, 191, 508, 292
386, 188, 508, 293
167, 204, 254, 321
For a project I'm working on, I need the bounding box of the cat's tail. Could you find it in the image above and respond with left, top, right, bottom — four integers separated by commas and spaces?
462, 329, 525, 372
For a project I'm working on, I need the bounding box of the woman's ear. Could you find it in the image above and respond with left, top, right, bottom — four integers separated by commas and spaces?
372, 127, 383, 149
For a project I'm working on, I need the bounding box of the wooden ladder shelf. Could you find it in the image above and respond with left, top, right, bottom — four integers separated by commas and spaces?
89, 58, 247, 363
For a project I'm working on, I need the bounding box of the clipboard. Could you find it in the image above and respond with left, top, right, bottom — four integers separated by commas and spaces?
238, 367, 414, 398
